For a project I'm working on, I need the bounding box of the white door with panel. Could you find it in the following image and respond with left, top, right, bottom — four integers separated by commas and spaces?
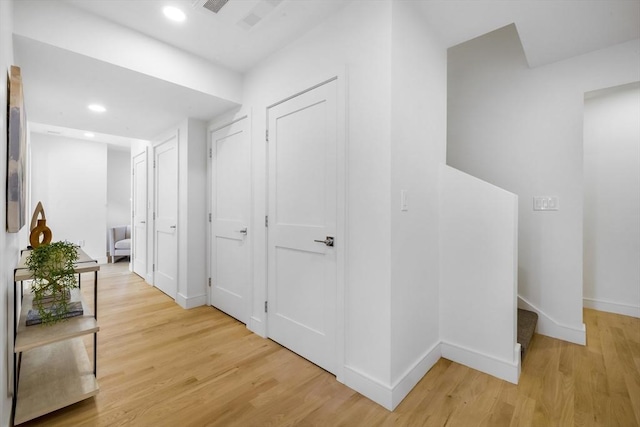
154, 135, 178, 299
132, 150, 147, 279
210, 118, 251, 324
267, 80, 338, 374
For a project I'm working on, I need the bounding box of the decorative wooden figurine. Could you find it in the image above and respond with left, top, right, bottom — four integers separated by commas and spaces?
29, 202, 52, 248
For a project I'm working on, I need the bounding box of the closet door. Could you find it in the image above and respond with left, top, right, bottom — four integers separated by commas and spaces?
267, 79, 339, 374
209, 117, 251, 323
132, 150, 147, 278
153, 134, 178, 299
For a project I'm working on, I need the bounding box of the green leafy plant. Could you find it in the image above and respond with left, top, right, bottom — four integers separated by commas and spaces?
26, 241, 79, 324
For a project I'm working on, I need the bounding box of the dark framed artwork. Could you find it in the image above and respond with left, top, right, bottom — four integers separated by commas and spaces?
7, 65, 26, 233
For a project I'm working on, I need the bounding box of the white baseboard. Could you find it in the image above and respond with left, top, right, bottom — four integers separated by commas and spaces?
343, 366, 394, 410
248, 316, 266, 338
343, 343, 441, 411
176, 293, 207, 309
441, 341, 520, 384
584, 297, 640, 318
390, 342, 442, 409
518, 296, 586, 345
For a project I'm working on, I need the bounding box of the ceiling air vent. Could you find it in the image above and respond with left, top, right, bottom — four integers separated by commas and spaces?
199, 0, 229, 14
237, 0, 283, 30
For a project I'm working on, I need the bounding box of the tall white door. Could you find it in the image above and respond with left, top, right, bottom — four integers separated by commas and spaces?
267, 79, 338, 374
154, 135, 178, 299
132, 150, 147, 279
209, 118, 251, 323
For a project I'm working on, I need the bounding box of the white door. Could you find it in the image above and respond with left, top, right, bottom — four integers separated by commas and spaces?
210, 118, 251, 323
132, 150, 147, 278
267, 79, 338, 374
154, 135, 178, 299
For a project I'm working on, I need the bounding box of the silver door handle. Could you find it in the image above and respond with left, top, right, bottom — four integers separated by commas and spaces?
314, 236, 334, 247
170, 225, 176, 229
141, 221, 146, 224
238, 228, 248, 235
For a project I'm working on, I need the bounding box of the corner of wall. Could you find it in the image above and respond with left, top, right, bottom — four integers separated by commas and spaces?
176, 292, 207, 309
343, 366, 394, 411
248, 316, 266, 338
343, 342, 442, 411
390, 342, 442, 409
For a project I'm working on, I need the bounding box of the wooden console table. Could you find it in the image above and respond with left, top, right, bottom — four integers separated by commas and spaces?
12, 248, 100, 425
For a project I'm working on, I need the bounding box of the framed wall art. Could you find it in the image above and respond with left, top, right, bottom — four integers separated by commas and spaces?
7, 65, 26, 233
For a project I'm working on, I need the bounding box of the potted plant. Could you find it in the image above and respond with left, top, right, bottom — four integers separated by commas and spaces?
25, 241, 80, 325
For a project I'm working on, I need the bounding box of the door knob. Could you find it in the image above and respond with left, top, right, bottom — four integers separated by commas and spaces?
141, 221, 146, 224
238, 228, 248, 235
314, 236, 334, 247
170, 225, 176, 229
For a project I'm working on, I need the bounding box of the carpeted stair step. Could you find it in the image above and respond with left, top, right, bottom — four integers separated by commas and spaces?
518, 308, 538, 360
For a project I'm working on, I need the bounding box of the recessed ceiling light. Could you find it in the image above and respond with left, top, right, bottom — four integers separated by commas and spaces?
88, 104, 106, 113
84, 132, 95, 138
163, 6, 186, 22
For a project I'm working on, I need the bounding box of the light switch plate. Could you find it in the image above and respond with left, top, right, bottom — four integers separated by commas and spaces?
401, 190, 408, 211
533, 196, 559, 211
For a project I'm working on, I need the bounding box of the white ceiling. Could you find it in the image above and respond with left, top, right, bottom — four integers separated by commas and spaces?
13, 0, 640, 146
414, 0, 640, 68
64, 0, 351, 73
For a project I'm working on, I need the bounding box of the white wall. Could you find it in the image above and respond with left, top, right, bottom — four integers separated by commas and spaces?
242, 0, 395, 405
177, 118, 208, 309
136, 119, 208, 307
388, 0, 446, 407
107, 147, 131, 230
447, 24, 640, 344
583, 82, 640, 317
1, 2, 19, 425
440, 166, 519, 383
30, 133, 108, 263
237, 0, 453, 410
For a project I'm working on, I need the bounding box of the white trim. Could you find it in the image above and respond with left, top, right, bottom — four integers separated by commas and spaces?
390, 342, 442, 409
176, 292, 207, 309
584, 297, 640, 318
207, 107, 246, 133
248, 316, 266, 338
335, 66, 348, 383
518, 295, 586, 345
343, 366, 394, 411
343, 342, 442, 411
441, 341, 521, 384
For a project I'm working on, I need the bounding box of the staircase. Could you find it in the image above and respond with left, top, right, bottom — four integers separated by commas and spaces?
518, 308, 538, 360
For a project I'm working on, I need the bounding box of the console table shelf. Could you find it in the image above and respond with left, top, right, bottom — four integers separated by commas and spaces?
15, 290, 98, 353
12, 249, 100, 425
13, 339, 99, 425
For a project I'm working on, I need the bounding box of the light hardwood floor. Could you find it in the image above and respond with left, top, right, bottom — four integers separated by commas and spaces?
19, 262, 640, 426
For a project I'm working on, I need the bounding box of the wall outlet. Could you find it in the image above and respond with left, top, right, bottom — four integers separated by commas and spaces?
533, 196, 559, 211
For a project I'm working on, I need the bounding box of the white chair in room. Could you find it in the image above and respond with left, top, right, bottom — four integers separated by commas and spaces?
108, 225, 131, 263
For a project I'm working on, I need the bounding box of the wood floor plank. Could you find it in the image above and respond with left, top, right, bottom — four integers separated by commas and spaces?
16, 263, 640, 426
